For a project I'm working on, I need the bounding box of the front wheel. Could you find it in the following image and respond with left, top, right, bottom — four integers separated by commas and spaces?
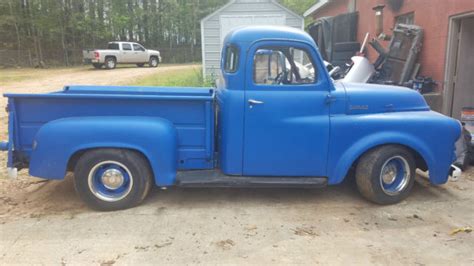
149, 57, 159, 68
355, 145, 416, 205
74, 149, 152, 211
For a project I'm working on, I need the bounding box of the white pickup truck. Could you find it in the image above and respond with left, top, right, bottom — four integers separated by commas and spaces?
83, 42, 162, 69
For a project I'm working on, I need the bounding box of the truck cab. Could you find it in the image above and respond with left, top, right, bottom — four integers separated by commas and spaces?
216, 27, 333, 177
2, 26, 461, 211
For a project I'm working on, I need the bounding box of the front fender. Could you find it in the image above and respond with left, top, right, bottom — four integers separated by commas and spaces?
29, 116, 178, 186
328, 131, 435, 185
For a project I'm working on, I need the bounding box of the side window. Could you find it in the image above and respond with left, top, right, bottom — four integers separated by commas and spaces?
224, 45, 239, 73
122, 43, 132, 51
253, 46, 316, 85
254, 49, 284, 84
133, 44, 145, 51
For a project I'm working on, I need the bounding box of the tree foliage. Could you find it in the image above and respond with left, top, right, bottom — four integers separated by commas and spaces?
279, 0, 315, 16
0, 0, 315, 66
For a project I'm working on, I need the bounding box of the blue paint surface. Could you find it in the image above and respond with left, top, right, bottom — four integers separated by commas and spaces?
0, 142, 7, 151
6, 86, 213, 185
2, 26, 461, 187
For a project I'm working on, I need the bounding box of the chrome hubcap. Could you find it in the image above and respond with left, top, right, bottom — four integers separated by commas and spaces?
101, 169, 125, 190
88, 161, 133, 202
382, 165, 397, 184
379, 156, 410, 196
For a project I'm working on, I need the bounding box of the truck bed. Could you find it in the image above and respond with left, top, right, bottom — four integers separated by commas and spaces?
5, 85, 215, 170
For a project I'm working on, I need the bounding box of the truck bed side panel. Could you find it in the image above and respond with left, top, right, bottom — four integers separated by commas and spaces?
8, 88, 215, 171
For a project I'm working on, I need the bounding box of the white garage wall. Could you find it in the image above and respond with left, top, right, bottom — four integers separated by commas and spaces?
201, 0, 304, 77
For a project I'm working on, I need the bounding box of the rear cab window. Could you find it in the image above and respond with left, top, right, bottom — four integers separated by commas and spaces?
107, 43, 119, 50
224, 45, 239, 73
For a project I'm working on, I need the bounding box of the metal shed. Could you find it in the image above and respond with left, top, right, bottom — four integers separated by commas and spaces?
200, 0, 304, 77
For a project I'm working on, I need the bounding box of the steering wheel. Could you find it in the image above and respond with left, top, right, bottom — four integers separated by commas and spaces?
273, 70, 289, 85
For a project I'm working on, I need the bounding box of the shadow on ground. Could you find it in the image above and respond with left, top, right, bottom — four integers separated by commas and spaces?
1, 172, 464, 221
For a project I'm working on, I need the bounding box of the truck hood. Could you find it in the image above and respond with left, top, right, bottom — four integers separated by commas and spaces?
148, 49, 160, 55
341, 82, 430, 114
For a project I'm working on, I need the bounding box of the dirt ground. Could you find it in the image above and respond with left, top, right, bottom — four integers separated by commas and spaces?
0, 66, 473, 265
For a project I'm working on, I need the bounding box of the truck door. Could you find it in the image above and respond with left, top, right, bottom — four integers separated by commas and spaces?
243, 41, 331, 177
121, 43, 134, 63
132, 43, 148, 63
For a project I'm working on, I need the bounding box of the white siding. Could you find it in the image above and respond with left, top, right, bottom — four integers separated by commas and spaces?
201, 0, 304, 77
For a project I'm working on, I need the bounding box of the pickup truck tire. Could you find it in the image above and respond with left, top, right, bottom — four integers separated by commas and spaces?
104, 57, 116, 69
355, 145, 416, 205
149, 56, 159, 68
136, 63, 145, 67
73, 149, 152, 211
92, 63, 103, 69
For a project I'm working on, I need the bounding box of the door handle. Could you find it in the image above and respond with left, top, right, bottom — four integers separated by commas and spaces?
248, 99, 264, 105
248, 99, 264, 109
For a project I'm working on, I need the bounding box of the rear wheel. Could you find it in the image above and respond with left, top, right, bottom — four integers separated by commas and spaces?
149, 57, 159, 68
73, 149, 152, 211
355, 145, 416, 205
92, 63, 103, 69
104, 57, 116, 69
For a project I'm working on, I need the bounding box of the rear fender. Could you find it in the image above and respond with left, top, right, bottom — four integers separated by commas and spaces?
29, 116, 177, 186
328, 131, 436, 185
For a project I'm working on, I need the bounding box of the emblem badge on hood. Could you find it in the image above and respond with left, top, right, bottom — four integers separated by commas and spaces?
349, 105, 369, 110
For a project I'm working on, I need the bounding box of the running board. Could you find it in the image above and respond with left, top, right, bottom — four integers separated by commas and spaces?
176, 170, 327, 188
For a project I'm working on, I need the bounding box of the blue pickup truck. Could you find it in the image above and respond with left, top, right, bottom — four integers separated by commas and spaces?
1, 27, 461, 211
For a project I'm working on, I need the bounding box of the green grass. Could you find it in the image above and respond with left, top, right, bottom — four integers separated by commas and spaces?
130, 65, 213, 87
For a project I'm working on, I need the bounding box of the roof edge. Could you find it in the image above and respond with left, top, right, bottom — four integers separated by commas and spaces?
270, 0, 304, 20
200, 0, 236, 23
303, 0, 333, 17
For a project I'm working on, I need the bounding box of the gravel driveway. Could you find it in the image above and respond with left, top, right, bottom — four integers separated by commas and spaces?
0, 66, 473, 265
